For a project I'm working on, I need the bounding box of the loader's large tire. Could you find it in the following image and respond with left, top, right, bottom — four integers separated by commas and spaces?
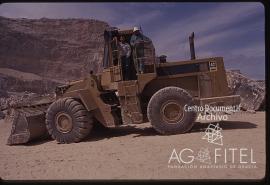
147, 86, 197, 134
45, 98, 93, 143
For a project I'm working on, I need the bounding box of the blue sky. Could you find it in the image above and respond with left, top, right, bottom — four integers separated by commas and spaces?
0, 2, 265, 79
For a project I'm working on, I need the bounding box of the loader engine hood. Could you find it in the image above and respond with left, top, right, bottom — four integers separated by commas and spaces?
155, 57, 230, 97
156, 58, 218, 76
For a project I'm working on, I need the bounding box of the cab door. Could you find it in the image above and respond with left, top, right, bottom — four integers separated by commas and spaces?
110, 38, 122, 82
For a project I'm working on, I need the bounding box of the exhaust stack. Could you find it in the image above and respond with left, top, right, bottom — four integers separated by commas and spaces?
189, 32, 196, 60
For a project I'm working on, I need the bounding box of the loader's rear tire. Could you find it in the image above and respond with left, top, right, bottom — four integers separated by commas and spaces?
147, 86, 197, 135
45, 98, 92, 143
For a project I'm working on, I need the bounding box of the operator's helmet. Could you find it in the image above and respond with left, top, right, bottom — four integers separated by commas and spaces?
133, 27, 140, 32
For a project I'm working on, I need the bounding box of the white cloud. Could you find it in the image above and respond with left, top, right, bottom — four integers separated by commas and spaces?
230, 42, 265, 58
116, 10, 162, 29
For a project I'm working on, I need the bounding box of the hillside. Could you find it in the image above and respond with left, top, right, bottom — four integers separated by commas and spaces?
0, 16, 109, 93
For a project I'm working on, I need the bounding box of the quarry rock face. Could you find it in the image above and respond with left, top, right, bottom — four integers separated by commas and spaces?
0, 16, 109, 94
0, 75, 8, 97
226, 70, 265, 111
0, 68, 62, 94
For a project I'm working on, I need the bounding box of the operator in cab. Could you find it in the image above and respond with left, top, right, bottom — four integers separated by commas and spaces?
118, 36, 131, 81
130, 27, 152, 74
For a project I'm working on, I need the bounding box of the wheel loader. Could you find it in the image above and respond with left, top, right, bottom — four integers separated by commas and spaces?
4, 27, 240, 145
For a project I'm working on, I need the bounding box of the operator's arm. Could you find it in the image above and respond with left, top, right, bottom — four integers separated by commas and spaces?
126, 44, 131, 58
130, 35, 136, 47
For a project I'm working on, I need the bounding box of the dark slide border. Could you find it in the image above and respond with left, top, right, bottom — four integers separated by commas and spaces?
0, 0, 269, 184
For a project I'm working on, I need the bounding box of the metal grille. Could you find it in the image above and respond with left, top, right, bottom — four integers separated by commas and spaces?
134, 40, 156, 73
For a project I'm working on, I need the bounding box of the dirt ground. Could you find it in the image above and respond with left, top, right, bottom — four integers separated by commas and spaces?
0, 112, 266, 180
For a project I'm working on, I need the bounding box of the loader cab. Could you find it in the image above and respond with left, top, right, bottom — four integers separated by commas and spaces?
101, 27, 156, 90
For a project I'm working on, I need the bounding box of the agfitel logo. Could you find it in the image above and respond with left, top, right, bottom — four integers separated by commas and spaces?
202, 123, 223, 146
168, 123, 256, 168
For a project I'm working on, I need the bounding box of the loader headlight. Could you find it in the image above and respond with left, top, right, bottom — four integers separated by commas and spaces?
55, 84, 70, 95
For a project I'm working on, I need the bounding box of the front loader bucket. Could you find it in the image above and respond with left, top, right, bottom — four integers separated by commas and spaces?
7, 105, 50, 145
